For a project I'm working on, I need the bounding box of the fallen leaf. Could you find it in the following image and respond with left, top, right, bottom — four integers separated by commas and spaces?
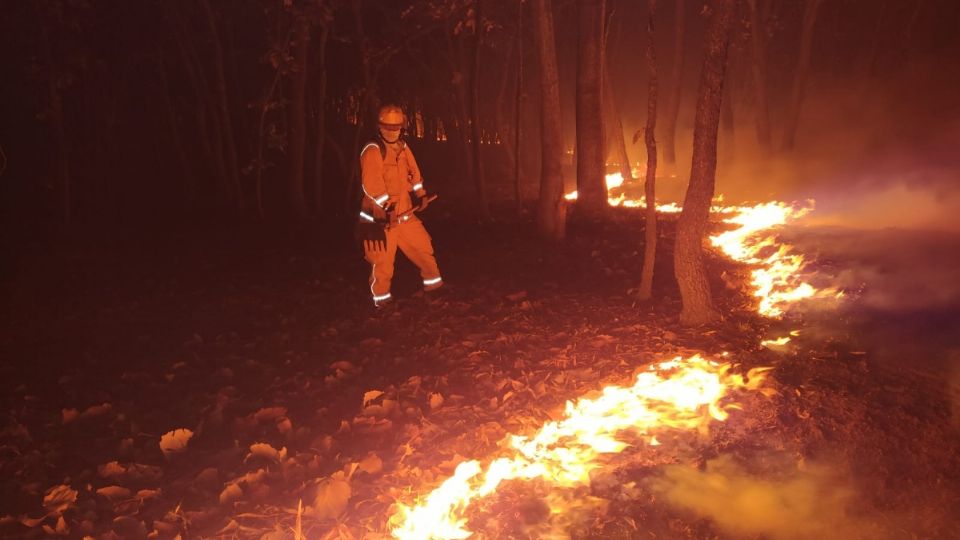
311, 474, 351, 521
43, 485, 78, 515
247, 443, 286, 463
112, 515, 147, 539
61, 409, 79, 425
362, 390, 383, 407
96, 486, 131, 501
159, 429, 193, 458
358, 453, 383, 475
79, 403, 112, 420
254, 407, 288, 422
428, 392, 444, 410
219, 483, 243, 505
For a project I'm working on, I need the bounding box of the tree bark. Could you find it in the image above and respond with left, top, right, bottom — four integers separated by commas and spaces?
313, 19, 330, 216
603, 65, 632, 183
638, 0, 659, 300
200, 0, 243, 210
662, 0, 686, 168
289, 15, 310, 219
158, 52, 194, 209
471, 0, 490, 221
168, 5, 225, 206
781, 0, 821, 151
514, 0, 524, 216
531, 0, 566, 242
746, 0, 772, 151
674, 0, 735, 326
575, 0, 607, 216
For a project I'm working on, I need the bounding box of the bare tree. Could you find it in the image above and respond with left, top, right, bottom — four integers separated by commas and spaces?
575, 0, 607, 216
513, 0, 524, 215
313, 4, 332, 217
673, 0, 735, 326
781, 0, 822, 151
638, 0, 659, 300
662, 0, 686, 169
471, 0, 490, 221
746, 0, 772, 151
532, 0, 566, 241
289, 14, 310, 219
200, 0, 243, 210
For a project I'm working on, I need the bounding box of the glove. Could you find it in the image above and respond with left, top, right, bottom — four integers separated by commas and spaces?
356, 221, 387, 253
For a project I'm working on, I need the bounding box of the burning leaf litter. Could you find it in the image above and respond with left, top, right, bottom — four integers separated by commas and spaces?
390, 179, 837, 538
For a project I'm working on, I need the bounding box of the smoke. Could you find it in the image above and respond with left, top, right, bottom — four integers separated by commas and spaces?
646, 455, 886, 540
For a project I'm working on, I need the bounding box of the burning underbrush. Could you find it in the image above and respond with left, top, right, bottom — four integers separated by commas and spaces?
1, 194, 958, 539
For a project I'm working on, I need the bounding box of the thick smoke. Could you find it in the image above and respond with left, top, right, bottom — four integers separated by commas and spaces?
646, 455, 886, 540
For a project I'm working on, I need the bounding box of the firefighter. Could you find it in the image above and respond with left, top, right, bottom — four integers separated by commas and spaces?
357, 104, 442, 307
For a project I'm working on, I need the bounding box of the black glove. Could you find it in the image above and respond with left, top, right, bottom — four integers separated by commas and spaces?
355, 221, 387, 253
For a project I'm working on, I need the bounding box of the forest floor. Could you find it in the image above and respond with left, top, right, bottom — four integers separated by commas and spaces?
1, 212, 958, 539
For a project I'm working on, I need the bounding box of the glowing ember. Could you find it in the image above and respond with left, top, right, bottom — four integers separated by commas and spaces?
389, 355, 770, 539
761, 336, 791, 347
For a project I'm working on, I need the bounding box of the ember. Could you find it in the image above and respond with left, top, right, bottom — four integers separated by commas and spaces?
389, 356, 771, 539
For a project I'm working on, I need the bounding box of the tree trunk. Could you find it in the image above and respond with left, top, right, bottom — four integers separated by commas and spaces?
314, 21, 330, 217
158, 53, 194, 209
168, 5, 225, 206
471, 0, 490, 221
289, 15, 310, 219
638, 0, 659, 300
674, 0, 735, 326
662, 0, 686, 168
781, 0, 821, 151
514, 0, 524, 216
746, 0, 772, 151
575, 0, 607, 216
531, 0, 566, 242
603, 65, 632, 183
200, 0, 243, 210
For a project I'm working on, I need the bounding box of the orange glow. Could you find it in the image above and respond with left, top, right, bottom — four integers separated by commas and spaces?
389, 356, 770, 539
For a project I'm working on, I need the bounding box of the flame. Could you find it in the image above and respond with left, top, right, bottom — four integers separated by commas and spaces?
564, 175, 835, 317
389, 355, 770, 539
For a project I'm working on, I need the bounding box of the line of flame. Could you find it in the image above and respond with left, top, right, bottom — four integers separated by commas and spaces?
389, 356, 770, 539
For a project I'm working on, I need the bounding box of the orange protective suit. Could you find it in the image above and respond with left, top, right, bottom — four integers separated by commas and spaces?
358, 139, 442, 305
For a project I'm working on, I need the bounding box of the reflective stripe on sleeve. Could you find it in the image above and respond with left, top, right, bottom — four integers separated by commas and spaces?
373, 292, 392, 303
375, 194, 390, 205
360, 142, 379, 157
412, 183, 423, 191
423, 276, 442, 286
359, 211, 375, 222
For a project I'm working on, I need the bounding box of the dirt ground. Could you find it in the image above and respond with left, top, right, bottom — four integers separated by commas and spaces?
1, 212, 958, 539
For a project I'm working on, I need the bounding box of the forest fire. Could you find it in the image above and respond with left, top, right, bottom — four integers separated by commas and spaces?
386, 179, 833, 538
389, 356, 771, 539
567, 175, 831, 317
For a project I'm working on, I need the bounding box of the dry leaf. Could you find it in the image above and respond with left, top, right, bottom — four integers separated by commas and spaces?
96, 486, 131, 501
247, 443, 286, 462
61, 408, 78, 425
43, 484, 78, 515
312, 473, 351, 521
254, 407, 288, 422
428, 392, 444, 410
362, 390, 383, 407
358, 453, 383, 475
159, 429, 193, 458
79, 402, 112, 419
219, 483, 243, 505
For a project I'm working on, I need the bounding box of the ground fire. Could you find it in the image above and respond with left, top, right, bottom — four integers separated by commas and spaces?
2, 1, 958, 538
